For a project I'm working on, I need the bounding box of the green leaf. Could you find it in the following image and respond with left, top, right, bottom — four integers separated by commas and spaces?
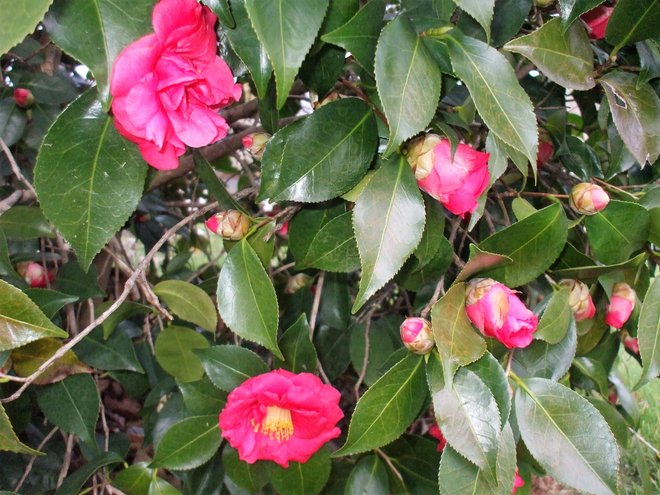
504, 18, 595, 90
0, 0, 53, 57
11, 338, 91, 385
584, 200, 650, 265
431, 283, 486, 371
153, 280, 217, 333
375, 13, 442, 156
244, 0, 329, 109
344, 454, 390, 495
178, 377, 227, 416
203, 0, 234, 28
514, 377, 619, 495
333, 353, 427, 456
381, 435, 442, 493
24, 289, 78, 319
194, 151, 247, 214
512, 318, 577, 381
446, 30, 538, 169
453, 0, 494, 42
155, 326, 209, 383
223, 0, 271, 98
55, 261, 104, 300
477, 203, 568, 287
216, 239, 282, 358
455, 245, 512, 283
76, 326, 144, 373
599, 71, 660, 167
511, 197, 537, 222
147, 479, 181, 495
606, 0, 660, 50
43, 0, 153, 105
0, 402, 41, 455
270, 447, 332, 495
535, 287, 571, 344
36, 374, 100, 444
321, 0, 386, 74
491, 0, 532, 47
350, 317, 401, 386
315, 325, 352, 380
0, 231, 15, 278
467, 352, 510, 428
559, 0, 604, 31
573, 356, 609, 395
352, 155, 425, 312
34, 89, 147, 271
112, 462, 153, 495
0, 98, 27, 147
55, 452, 124, 495
222, 444, 269, 492
100, 301, 151, 339
638, 277, 660, 386
289, 204, 345, 266
273, 315, 318, 374
0, 279, 68, 352
551, 251, 647, 283
259, 98, 377, 202
586, 398, 630, 449
150, 415, 222, 471
195, 345, 268, 392
0, 206, 54, 240
299, 212, 360, 272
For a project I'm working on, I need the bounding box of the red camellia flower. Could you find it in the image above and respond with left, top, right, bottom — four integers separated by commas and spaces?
605, 282, 636, 329
428, 424, 447, 452
465, 278, 538, 349
581, 5, 615, 40
218, 369, 343, 467
512, 468, 525, 494
16, 262, 54, 288
407, 135, 490, 217
110, 0, 241, 170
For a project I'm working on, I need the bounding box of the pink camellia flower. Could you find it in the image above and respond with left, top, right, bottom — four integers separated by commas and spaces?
623, 335, 640, 354
110, 0, 241, 170
219, 369, 343, 467
16, 262, 54, 288
569, 183, 610, 215
406, 135, 490, 218
400, 317, 434, 355
512, 468, 525, 494
605, 282, 636, 329
559, 279, 596, 322
13, 88, 34, 108
428, 424, 447, 452
465, 278, 538, 349
581, 5, 615, 40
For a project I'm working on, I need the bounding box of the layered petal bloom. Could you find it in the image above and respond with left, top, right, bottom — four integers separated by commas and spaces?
400, 317, 434, 355
581, 5, 614, 40
16, 262, 54, 288
465, 278, 538, 349
428, 424, 447, 452
219, 369, 343, 467
110, 0, 241, 170
559, 279, 596, 322
407, 136, 490, 217
605, 282, 636, 329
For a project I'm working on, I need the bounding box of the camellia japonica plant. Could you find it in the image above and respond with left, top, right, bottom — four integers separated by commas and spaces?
0, 0, 658, 494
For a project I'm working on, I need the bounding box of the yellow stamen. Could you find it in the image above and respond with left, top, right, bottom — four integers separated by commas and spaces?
253, 406, 294, 442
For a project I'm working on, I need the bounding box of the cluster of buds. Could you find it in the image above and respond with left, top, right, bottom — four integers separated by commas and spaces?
16, 262, 54, 288
399, 317, 434, 355
559, 279, 596, 322
605, 282, 636, 329
205, 210, 251, 241
242, 132, 270, 161
569, 183, 610, 215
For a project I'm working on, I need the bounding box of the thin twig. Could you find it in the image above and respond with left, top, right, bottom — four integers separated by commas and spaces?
271, 261, 296, 277
56, 432, 75, 488
354, 309, 375, 398
14, 426, 59, 492
630, 427, 660, 457
420, 276, 445, 319
309, 272, 325, 338
0, 137, 37, 196
376, 448, 405, 484
0, 189, 23, 214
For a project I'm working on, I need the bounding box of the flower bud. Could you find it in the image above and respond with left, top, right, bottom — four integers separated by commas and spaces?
623, 335, 639, 354
536, 139, 554, 167
559, 279, 595, 322
13, 88, 34, 108
569, 183, 610, 215
405, 134, 442, 181
399, 317, 434, 355
513, 468, 525, 494
581, 5, 614, 40
605, 282, 636, 329
242, 132, 271, 160
428, 424, 447, 452
205, 210, 251, 240
16, 262, 53, 288
285, 273, 312, 294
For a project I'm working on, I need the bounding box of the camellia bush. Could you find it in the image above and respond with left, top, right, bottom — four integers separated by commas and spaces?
1, 0, 659, 493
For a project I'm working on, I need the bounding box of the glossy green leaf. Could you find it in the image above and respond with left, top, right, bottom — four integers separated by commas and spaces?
505, 18, 595, 90
273, 315, 318, 374
222, 444, 269, 492
55, 261, 104, 300
0, 402, 41, 455
0, 231, 14, 277
453, 0, 495, 42
322, 0, 386, 73
147, 479, 181, 495
381, 435, 442, 493
178, 377, 227, 416
477, 203, 568, 287
24, 289, 78, 320
446, 30, 538, 169
55, 452, 124, 495
289, 204, 345, 266
315, 324, 352, 380
216, 239, 282, 358
606, 0, 660, 50
101, 301, 151, 339
0, 0, 53, 56
154, 280, 217, 333
270, 447, 332, 495
455, 245, 512, 283
155, 326, 209, 383
375, 13, 442, 156
599, 71, 660, 167
638, 277, 660, 386
76, 326, 143, 373
573, 356, 609, 395
511, 197, 537, 222
514, 377, 619, 495
467, 352, 510, 428
151, 415, 222, 471
11, 338, 91, 385
584, 200, 650, 265
0, 279, 68, 352
345, 455, 389, 495
244, 0, 329, 108
194, 151, 247, 214
586, 398, 630, 448
333, 353, 427, 456
195, 345, 268, 392
43, 0, 153, 104
559, 0, 604, 31
34, 89, 147, 271
36, 374, 100, 444
203, 0, 234, 28
113, 462, 154, 495
259, 98, 377, 203
535, 287, 571, 344
491, 0, 532, 47
299, 211, 360, 272
350, 317, 401, 386
0, 98, 27, 147
551, 252, 647, 283
559, 135, 602, 181
0, 206, 54, 240
352, 155, 425, 312
431, 283, 486, 371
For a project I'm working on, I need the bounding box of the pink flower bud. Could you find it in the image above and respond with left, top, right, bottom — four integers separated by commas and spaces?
408, 137, 490, 218
605, 282, 636, 329
559, 279, 596, 322
13, 88, 34, 108
205, 210, 251, 240
465, 278, 538, 349
399, 317, 434, 355
285, 273, 312, 294
512, 468, 525, 494
16, 262, 53, 288
428, 424, 447, 452
569, 183, 610, 215
623, 335, 639, 354
581, 5, 614, 40
242, 132, 271, 160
